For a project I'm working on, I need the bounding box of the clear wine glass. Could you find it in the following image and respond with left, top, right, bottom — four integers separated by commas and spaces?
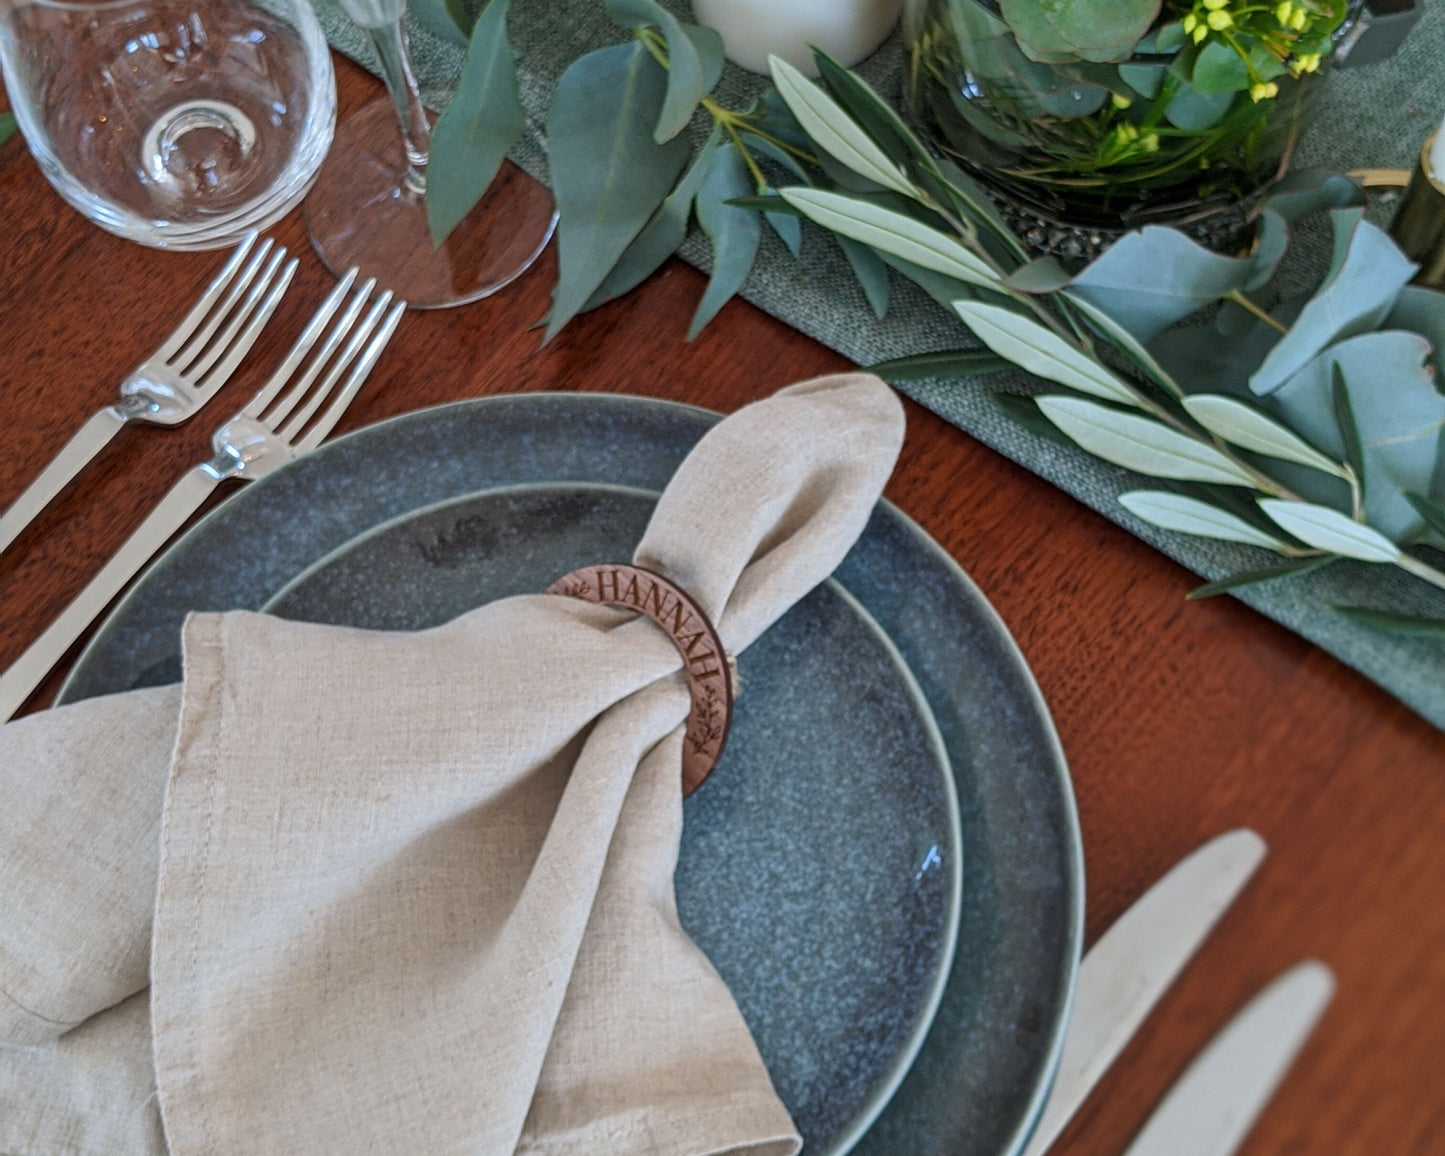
303, 0, 557, 309
0, 0, 336, 250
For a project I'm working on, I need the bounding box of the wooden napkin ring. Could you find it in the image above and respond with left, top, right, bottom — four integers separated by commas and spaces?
546, 564, 734, 796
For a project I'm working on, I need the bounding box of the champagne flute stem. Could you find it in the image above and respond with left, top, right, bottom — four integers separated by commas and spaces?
366, 18, 431, 194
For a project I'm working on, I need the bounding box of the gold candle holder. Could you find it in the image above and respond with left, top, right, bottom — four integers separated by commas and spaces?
1388, 133, 1445, 289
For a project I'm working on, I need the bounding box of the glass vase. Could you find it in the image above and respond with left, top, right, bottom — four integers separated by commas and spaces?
902, 0, 1339, 256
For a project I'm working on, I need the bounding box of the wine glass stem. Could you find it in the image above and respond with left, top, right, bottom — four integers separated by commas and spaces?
366, 18, 430, 195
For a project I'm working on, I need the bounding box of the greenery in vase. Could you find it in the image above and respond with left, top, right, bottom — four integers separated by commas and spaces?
904, 0, 1349, 216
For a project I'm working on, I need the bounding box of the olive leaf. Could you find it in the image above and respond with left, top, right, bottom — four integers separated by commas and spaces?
425, 0, 525, 247
605, 0, 723, 143
1182, 395, 1346, 478
1064, 293, 1182, 395
780, 188, 998, 288
1120, 490, 1291, 550
689, 142, 762, 339
953, 302, 1139, 404
869, 349, 1011, 380
1038, 396, 1258, 484
544, 43, 692, 340
0, 112, 15, 147
1257, 500, 1402, 562
812, 49, 933, 171
1332, 363, 1366, 502
768, 56, 915, 197
1187, 556, 1338, 599
1332, 607, 1445, 635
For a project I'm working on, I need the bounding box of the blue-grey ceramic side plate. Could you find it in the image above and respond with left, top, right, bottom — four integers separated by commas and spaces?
60, 393, 1084, 1156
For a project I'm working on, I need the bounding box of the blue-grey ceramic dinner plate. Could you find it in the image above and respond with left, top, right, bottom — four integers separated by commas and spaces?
60, 392, 1083, 1156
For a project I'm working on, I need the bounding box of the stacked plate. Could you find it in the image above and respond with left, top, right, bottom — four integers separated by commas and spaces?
61, 394, 1083, 1155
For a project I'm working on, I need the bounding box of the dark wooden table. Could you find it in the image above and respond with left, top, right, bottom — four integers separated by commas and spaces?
2, 56, 1442, 1156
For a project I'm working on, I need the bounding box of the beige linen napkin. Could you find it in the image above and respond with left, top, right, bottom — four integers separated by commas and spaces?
0, 374, 905, 1156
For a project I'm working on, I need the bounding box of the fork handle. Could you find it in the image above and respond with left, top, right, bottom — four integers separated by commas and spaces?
0, 407, 129, 556
0, 468, 219, 723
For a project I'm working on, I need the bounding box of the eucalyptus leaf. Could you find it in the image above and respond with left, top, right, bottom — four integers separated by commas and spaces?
1333, 606, 1445, 635
769, 56, 915, 197
869, 349, 1010, 379
1264, 170, 1365, 222
1004, 258, 1072, 294
1120, 490, 1290, 549
1271, 332, 1445, 541
410, 0, 470, 45
1190, 41, 1250, 94
604, 0, 722, 142
759, 186, 803, 257
579, 128, 722, 313
545, 43, 691, 340
1250, 215, 1418, 394
1117, 62, 1166, 98
425, 0, 524, 247
1182, 394, 1345, 477
1163, 83, 1233, 132
780, 187, 997, 288
1070, 225, 1257, 341
1187, 555, 1338, 599
689, 142, 763, 339
1000, 0, 1162, 63
838, 235, 890, 318
1258, 499, 1402, 562
956, 302, 1139, 404
1038, 396, 1258, 484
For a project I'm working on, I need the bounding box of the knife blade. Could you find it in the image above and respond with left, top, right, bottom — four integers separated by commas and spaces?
1019, 828, 1267, 1156
0, 467, 218, 722
1122, 960, 1335, 1156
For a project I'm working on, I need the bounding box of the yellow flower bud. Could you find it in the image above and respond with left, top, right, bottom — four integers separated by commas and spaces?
1183, 12, 1199, 31
1300, 52, 1321, 71
1203, 0, 1230, 10
1275, 1, 1293, 23
1118, 122, 1139, 142
1290, 7, 1308, 28
1141, 133, 1161, 153
1206, 9, 1233, 29
1111, 92, 1133, 109
1249, 81, 1280, 101
1192, 22, 1209, 41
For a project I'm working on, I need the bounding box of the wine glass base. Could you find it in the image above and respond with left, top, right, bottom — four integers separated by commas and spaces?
304, 100, 557, 309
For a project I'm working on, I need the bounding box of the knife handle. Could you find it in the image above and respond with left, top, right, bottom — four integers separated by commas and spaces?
0, 407, 128, 556
0, 467, 217, 722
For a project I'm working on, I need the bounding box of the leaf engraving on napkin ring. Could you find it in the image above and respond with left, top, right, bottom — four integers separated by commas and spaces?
546, 564, 735, 796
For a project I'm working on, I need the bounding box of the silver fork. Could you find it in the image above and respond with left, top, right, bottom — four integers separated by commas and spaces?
0, 271, 406, 722
0, 233, 298, 555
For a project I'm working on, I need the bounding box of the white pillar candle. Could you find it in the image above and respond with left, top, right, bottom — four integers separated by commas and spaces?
691, 0, 904, 77
1430, 111, 1445, 182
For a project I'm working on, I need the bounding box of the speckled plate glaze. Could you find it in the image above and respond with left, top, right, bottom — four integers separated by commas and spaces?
262, 482, 961, 1152
60, 393, 1083, 1156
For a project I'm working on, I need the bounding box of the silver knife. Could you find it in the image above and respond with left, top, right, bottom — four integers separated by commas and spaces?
1019, 828, 1267, 1156
1122, 960, 1336, 1156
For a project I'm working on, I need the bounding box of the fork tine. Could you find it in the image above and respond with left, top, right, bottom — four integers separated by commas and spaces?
242, 268, 361, 420
255, 275, 375, 429
155, 233, 266, 364
292, 299, 406, 453
280, 291, 396, 445
192, 256, 300, 391
180, 245, 290, 382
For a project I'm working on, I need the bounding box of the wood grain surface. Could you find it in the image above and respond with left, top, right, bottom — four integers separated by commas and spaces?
1, 56, 1442, 1155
